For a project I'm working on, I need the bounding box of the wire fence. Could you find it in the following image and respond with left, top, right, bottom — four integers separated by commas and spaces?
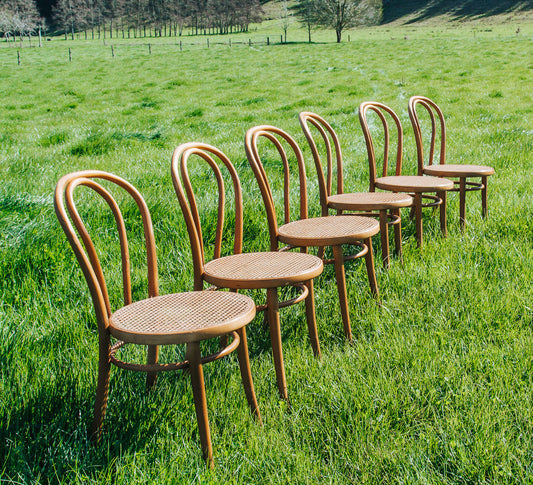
2, 35, 287, 65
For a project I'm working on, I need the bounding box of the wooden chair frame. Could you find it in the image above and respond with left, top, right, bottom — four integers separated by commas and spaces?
299, 111, 412, 268
171, 143, 323, 401
245, 125, 380, 342
54, 170, 260, 466
359, 101, 454, 248
408, 95, 495, 230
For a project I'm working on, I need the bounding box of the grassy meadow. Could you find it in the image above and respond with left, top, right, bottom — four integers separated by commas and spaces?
1, 17, 533, 484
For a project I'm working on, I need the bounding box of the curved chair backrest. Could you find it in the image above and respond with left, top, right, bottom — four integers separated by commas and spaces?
299, 111, 344, 216
245, 125, 308, 251
408, 95, 447, 174
359, 101, 404, 191
171, 142, 244, 291
54, 170, 159, 335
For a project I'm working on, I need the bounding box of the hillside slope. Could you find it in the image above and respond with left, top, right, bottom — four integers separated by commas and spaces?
383, 0, 533, 23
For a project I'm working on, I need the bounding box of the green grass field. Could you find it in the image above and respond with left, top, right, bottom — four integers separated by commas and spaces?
1, 16, 533, 484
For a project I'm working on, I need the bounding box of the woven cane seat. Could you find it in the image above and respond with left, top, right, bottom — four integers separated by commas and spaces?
278, 215, 380, 247
109, 291, 256, 345
423, 164, 495, 178
204, 251, 323, 290
328, 192, 413, 211
375, 175, 454, 193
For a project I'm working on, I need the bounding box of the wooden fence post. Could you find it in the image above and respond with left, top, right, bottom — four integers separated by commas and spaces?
17, 50, 20, 65
111, 45, 114, 58
267, 37, 269, 45
69, 48, 72, 62
148, 43, 151, 54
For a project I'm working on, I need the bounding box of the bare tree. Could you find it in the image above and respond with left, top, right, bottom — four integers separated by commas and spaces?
279, 0, 291, 43
310, 0, 381, 42
294, 0, 316, 42
54, 0, 87, 39
0, 0, 40, 43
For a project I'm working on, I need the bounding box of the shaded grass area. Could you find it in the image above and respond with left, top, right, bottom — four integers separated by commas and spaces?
383, 0, 533, 23
1, 23, 533, 483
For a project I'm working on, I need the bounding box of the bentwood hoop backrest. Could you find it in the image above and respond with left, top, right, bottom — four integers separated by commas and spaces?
54, 171, 159, 333
299, 112, 344, 216
359, 102, 404, 191
408, 96, 447, 174
171, 142, 244, 291
245, 125, 309, 251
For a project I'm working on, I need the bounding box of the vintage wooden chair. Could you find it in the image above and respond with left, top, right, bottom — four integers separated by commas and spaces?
245, 125, 380, 343
299, 111, 412, 269
171, 143, 323, 402
54, 170, 261, 467
359, 101, 454, 249
408, 95, 495, 230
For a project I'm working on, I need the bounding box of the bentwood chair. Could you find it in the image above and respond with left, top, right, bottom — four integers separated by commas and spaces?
299, 111, 412, 269
359, 102, 454, 249
171, 143, 323, 401
245, 125, 380, 343
54, 170, 261, 467
408, 95, 495, 230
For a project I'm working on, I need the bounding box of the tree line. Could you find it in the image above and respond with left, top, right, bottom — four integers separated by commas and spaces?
1, 0, 382, 43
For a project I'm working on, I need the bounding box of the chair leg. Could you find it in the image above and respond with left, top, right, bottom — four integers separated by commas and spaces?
332, 245, 351, 341
364, 237, 379, 299
439, 190, 447, 237
235, 327, 262, 425
393, 208, 403, 263
459, 177, 466, 231
266, 287, 288, 401
145, 344, 159, 390
186, 341, 214, 468
414, 193, 423, 248
481, 176, 488, 218
379, 209, 390, 269
90, 337, 112, 443
304, 279, 321, 358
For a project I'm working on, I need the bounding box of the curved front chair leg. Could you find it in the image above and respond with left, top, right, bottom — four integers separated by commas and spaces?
481, 176, 488, 218
145, 344, 159, 390
364, 237, 379, 299
304, 279, 321, 358
332, 245, 351, 341
90, 336, 112, 444
414, 193, 423, 248
379, 209, 390, 269
266, 287, 288, 401
235, 327, 262, 424
393, 208, 403, 263
439, 190, 447, 237
186, 341, 213, 468
459, 178, 467, 231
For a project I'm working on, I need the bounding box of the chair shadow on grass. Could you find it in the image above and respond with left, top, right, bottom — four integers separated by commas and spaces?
0, 361, 209, 481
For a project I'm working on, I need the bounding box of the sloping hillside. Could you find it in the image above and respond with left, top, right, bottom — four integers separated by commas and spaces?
383, 0, 533, 24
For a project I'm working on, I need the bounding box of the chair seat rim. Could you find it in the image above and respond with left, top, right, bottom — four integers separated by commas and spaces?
328, 192, 413, 210
375, 175, 454, 193
278, 215, 380, 246
203, 251, 323, 289
423, 164, 495, 177
109, 291, 256, 345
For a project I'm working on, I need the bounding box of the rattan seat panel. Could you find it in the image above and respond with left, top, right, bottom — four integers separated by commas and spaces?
278, 215, 379, 246
109, 291, 256, 345
423, 164, 495, 178
328, 192, 413, 210
204, 252, 323, 289
375, 175, 454, 193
